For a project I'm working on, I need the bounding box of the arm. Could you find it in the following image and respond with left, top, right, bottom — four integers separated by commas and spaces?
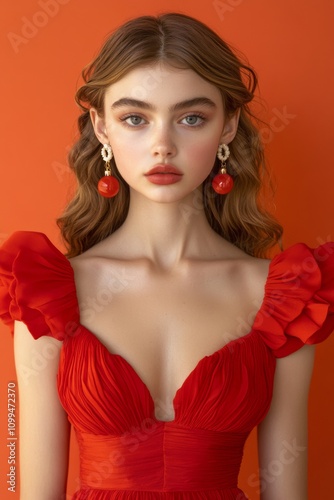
14, 321, 70, 500
257, 344, 315, 500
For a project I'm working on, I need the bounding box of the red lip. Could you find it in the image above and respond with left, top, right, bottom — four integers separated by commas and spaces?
145, 164, 183, 176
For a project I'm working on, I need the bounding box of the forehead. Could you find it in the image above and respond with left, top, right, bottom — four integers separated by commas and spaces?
105, 62, 222, 104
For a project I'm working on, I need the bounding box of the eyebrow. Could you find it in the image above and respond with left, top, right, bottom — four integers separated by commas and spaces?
110, 97, 217, 112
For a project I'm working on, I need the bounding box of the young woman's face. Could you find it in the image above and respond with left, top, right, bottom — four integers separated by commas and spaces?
91, 63, 239, 203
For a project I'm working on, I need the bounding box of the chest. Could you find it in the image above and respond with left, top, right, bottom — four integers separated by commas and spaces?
72, 261, 265, 420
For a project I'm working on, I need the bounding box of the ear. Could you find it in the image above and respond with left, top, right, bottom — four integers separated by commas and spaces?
89, 108, 109, 145
219, 108, 241, 145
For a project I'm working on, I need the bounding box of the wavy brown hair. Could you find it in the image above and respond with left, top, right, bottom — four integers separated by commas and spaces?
57, 12, 283, 258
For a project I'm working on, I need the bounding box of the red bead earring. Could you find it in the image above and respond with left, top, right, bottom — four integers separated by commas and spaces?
97, 144, 120, 198
212, 143, 234, 194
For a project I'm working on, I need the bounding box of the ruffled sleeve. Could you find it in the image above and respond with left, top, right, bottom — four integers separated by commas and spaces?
254, 242, 334, 357
0, 231, 80, 340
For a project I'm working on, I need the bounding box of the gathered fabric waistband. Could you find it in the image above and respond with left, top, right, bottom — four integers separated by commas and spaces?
76, 422, 247, 492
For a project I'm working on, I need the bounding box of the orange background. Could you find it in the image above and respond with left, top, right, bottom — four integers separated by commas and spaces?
0, 0, 333, 498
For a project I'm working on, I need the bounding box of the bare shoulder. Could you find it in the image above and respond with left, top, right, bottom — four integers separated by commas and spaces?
239, 252, 271, 292
68, 233, 125, 270
215, 240, 272, 300
67, 235, 139, 302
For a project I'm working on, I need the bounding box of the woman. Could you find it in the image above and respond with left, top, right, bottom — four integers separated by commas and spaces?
1, 12, 333, 500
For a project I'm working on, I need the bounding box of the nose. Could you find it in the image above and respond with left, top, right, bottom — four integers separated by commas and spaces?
151, 124, 177, 160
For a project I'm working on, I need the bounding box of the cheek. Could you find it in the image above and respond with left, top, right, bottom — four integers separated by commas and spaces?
189, 141, 219, 173
111, 143, 147, 184
109, 133, 144, 172
112, 150, 133, 177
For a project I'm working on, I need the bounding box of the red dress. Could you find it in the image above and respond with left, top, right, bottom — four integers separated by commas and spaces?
1, 231, 334, 499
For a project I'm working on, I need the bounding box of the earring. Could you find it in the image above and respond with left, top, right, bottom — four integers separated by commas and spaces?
212, 143, 234, 194
97, 144, 120, 198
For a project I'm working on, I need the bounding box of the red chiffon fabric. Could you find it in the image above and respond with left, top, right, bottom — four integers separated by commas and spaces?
1, 231, 334, 499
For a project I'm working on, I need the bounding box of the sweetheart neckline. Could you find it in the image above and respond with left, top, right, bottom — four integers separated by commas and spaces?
74, 324, 266, 423
66, 252, 275, 423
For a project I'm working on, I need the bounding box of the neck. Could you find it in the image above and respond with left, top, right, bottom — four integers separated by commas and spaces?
114, 189, 222, 269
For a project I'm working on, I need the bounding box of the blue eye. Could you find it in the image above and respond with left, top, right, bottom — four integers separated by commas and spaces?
121, 115, 146, 126
181, 114, 206, 126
